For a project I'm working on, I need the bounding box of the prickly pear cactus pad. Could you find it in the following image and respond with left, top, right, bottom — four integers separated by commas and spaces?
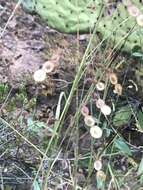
21, 0, 101, 33
21, 0, 143, 51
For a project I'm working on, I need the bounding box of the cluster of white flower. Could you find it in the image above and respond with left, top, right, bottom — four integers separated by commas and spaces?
33, 61, 55, 82
95, 80, 112, 116
81, 104, 106, 179
81, 80, 112, 180
96, 98, 112, 116
81, 106, 103, 139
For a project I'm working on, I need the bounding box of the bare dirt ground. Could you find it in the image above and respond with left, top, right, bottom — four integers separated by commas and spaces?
0, 1, 89, 189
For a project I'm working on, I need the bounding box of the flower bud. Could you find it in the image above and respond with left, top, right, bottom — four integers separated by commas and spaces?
81, 105, 89, 117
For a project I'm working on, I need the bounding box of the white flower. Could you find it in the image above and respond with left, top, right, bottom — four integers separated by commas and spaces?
96, 82, 105, 91
96, 99, 105, 109
127, 5, 140, 17
33, 69, 46, 82
94, 160, 102, 171
84, 115, 96, 127
42, 61, 55, 73
136, 14, 143, 26
90, 125, 103, 139
100, 104, 111, 116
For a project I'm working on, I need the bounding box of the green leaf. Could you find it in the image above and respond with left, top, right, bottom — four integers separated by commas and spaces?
27, 117, 55, 134
138, 157, 143, 175
96, 178, 105, 190
113, 105, 132, 127
33, 180, 41, 190
114, 138, 132, 156
132, 52, 143, 58
136, 111, 143, 131
0, 84, 8, 94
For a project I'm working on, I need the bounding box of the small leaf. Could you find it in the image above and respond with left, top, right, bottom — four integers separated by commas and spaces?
113, 105, 132, 126
114, 138, 132, 156
138, 157, 143, 175
33, 180, 41, 190
139, 174, 143, 184
27, 117, 34, 127
96, 171, 106, 190
132, 52, 143, 58
27, 117, 55, 134
136, 111, 143, 131
96, 178, 105, 190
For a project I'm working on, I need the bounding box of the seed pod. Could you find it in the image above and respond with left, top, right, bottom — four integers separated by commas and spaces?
109, 73, 118, 85
90, 125, 103, 139
114, 83, 122, 95
84, 115, 96, 127
33, 69, 46, 82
